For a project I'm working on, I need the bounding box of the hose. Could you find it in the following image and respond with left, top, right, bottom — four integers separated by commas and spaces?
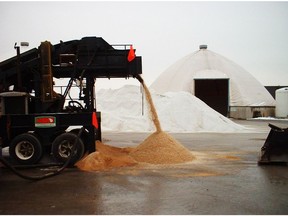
0, 127, 84, 181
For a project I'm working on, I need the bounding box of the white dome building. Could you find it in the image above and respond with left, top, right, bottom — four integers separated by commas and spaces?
150, 45, 275, 119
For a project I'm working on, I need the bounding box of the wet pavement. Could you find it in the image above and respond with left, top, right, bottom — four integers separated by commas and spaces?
1, 120, 288, 214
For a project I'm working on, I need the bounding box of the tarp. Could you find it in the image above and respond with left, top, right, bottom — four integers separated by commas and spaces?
150, 48, 275, 106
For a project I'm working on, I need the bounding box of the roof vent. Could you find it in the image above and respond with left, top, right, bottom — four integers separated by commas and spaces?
199, 44, 208, 50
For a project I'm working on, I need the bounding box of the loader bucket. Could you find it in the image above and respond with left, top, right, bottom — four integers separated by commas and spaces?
258, 123, 288, 165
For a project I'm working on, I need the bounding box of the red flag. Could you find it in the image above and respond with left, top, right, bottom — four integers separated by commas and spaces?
92, 112, 98, 129
127, 45, 136, 62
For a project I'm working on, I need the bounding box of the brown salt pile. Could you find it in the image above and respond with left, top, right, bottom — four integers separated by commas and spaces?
129, 131, 195, 164
75, 141, 137, 171
129, 81, 194, 164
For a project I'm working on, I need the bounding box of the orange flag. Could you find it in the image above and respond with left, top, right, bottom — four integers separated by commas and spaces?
127, 45, 136, 62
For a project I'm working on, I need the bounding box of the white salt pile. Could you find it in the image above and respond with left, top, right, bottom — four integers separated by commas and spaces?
96, 85, 244, 132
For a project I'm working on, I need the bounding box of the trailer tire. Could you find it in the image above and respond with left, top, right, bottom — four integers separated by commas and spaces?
9, 133, 43, 165
52, 132, 85, 165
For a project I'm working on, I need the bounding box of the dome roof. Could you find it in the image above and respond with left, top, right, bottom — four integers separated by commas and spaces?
150, 46, 275, 106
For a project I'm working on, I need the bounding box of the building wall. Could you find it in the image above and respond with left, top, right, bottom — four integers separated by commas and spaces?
229, 106, 275, 119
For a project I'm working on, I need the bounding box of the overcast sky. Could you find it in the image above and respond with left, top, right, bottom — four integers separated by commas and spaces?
0, 1, 287, 90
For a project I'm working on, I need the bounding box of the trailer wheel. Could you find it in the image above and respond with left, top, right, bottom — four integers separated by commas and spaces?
9, 133, 43, 165
52, 132, 85, 165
